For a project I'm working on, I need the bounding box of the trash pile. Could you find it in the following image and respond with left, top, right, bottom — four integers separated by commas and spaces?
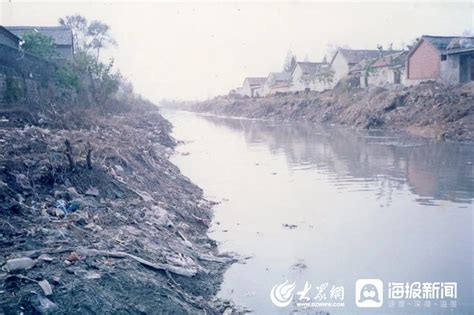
0, 106, 239, 314
183, 81, 474, 142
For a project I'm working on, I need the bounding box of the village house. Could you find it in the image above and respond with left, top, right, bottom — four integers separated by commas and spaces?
6, 26, 74, 60
330, 48, 400, 85
289, 61, 331, 92
0, 26, 21, 49
406, 35, 474, 85
261, 72, 292, 96
239, 77, 266, 97
358, 51, 408, 87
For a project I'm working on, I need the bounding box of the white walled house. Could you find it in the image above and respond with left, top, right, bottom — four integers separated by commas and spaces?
330, 49, 400, 86
261, 72, 291, 96
290, 62, 331, 92
359, 51, 408, 87
240, 77, 266, 97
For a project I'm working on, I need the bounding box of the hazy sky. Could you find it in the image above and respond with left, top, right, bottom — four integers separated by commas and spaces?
1, 1, 473, 101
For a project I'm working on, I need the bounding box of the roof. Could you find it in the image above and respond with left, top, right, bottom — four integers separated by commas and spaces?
444, 37, 474, 55
293, 62, 327, 75
408, 35, 474, 57
268, 72, 292, 83
0, 26, 21, 44
421, 35, 460, 51
6, 26, 72, 46
334, 49, 401, 65
371, 50, 408, 68
244, 77, 266, 87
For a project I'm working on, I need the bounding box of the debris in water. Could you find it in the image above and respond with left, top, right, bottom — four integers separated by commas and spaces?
282, 223, 298, 229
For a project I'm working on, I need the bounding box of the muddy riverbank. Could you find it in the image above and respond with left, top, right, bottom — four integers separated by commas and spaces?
0, 104, 237, 314
178, 81, 474, 142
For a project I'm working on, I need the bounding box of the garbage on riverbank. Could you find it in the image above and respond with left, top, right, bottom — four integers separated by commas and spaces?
177, 81, 474, 142
0, 105, 239, 314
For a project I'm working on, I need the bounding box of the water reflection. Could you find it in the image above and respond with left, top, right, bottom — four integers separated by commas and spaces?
200, 115, 474, 206
165, 110, 473, 315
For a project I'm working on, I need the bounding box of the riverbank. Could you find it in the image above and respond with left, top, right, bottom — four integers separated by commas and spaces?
0, 104, 237, 313
182, 81, 474, 142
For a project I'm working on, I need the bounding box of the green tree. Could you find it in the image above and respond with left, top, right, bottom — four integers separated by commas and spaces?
21, 31, 58, 59
59, 14, 88, 53
59, 14, 120, 104
314, 67, 335, 87
59, 15, 117, 60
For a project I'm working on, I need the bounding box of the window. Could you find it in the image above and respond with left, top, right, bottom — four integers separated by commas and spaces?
441, 55, 447, 61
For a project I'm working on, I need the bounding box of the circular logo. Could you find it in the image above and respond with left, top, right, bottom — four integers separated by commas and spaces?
270, 280, 296, 307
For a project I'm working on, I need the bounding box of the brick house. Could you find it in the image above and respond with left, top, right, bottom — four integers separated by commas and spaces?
406, 35, 474, 85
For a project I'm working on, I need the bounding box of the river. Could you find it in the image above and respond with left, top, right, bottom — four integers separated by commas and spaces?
163, 110, 473, 315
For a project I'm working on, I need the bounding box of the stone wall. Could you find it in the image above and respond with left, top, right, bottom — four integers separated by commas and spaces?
0, 43, 56, 105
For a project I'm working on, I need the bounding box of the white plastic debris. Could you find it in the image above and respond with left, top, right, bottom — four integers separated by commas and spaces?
4, 257, 36, 272
38, 280, 53, 296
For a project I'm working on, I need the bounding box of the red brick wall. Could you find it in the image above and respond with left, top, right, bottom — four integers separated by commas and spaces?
407, 40, 441, 79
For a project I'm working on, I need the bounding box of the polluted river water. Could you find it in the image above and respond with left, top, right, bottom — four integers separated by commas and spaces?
164, 110, 473, 315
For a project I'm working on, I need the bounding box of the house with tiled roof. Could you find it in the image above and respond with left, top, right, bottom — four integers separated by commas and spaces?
6, 26, 74, 60
240, 77, 266, 97
261, 72, 292, 96
358, 50, 409, 87
290, 61, 331, 92
330, 48, 400, 85
406, 35, 474, 85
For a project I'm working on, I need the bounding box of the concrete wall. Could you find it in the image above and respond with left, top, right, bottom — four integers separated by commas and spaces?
440, 54, 460, 85
290, 66, 330, 92
289, 66, 307, 92
361, 67, 406, 87
241, 79, 252, 97
331, 52, 350, 85
407, 41, 440, 80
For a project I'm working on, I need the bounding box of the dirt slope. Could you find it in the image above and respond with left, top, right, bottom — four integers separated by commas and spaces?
188, 81, 474, 142
0, 105, 237, 314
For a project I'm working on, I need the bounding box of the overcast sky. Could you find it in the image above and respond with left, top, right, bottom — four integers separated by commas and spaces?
1, 1, 473, 101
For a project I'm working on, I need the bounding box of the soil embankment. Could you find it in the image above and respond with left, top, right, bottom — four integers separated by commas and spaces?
186, 81, 474, 142
0, 105, 236, 314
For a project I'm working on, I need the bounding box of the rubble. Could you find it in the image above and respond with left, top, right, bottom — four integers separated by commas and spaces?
0, 105, 237, 313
